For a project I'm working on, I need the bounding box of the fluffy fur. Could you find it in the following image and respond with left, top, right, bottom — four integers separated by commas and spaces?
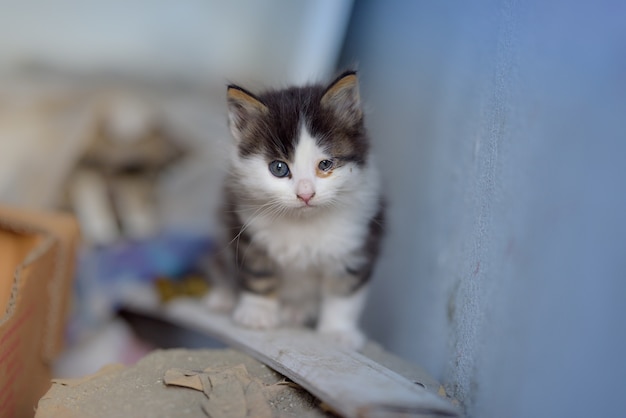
205, 71, 384, 350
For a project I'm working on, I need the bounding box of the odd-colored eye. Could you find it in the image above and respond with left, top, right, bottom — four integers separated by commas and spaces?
269, 160, 290, 177
318, 159, 334, 172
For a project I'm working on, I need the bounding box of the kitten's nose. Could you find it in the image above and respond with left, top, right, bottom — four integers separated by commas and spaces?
296, 180, 315, 204
297, 192, 315, 204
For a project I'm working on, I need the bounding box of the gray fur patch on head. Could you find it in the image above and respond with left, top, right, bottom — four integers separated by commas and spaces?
226, 70, 369, 166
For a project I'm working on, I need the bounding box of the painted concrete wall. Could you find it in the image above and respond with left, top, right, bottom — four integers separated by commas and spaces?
340, 1, 626, 416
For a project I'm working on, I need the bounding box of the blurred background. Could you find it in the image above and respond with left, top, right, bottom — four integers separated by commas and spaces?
1, 1, 626, 417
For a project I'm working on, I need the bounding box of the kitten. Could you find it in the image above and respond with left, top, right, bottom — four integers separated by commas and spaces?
205, 70, 384, 350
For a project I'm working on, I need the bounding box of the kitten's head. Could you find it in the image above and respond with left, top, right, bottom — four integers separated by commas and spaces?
226, 71, 371, 213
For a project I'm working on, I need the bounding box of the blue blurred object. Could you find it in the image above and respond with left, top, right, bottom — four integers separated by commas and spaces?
83, 231, 213, 280
69, 230, 214, 343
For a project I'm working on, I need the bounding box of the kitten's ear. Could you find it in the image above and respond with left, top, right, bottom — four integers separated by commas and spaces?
227, 85, 268, 142
321, 70, 362, 125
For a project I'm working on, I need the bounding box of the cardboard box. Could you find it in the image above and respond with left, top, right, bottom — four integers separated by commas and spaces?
0, 206, 79, 418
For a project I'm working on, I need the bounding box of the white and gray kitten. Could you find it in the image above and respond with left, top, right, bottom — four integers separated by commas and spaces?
205, 71, 384, 350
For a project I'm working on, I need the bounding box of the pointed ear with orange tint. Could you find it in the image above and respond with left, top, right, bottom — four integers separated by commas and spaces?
321, 70, 362, 126
227, 85, 268, 142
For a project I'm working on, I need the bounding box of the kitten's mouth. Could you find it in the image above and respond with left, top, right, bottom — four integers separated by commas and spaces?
295, 200, 318, 211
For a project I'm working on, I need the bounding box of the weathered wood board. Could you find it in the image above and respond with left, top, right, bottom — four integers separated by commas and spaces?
125, 297, 460, 418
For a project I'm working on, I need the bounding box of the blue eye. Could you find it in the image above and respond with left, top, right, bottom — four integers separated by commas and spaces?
318, 159, 334, 172
269, 160, 290, 177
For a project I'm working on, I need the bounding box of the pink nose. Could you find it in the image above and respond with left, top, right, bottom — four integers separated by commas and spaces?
297, 192, 315, 204
296, 179, 315, 204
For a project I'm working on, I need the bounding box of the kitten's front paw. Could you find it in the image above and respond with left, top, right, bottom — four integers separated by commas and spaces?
233, 293, 280, 329
318, 327, 366, 351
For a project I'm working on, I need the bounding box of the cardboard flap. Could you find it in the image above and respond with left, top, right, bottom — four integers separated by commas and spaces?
0, 206, 79, 360
0, 206, 79, 417
0, 229, 42, 317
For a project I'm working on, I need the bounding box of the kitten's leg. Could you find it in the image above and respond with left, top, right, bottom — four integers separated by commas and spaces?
232, 243, 281, 329
317, 283, 369, 350
317, 254, 378, 350
318, 207, 384, 349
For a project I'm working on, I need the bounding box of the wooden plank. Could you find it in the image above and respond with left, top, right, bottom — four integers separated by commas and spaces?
125, 298, 460, 418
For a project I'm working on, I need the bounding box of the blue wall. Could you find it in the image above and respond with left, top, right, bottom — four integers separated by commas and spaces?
341, 1, 626, 416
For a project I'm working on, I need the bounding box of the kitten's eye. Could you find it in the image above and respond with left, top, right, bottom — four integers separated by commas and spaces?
318, 159, 334, 172
268, 160, 290, 178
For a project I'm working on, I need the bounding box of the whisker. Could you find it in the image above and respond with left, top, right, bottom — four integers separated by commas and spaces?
229, 199, 284, 267
238, 202, 287, 268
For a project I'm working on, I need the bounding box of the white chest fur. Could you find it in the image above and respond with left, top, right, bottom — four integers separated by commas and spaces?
245, 205, 372, 271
